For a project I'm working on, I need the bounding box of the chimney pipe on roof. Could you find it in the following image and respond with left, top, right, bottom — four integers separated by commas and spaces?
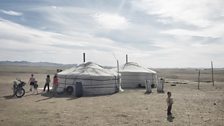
83, 53, 85, 63
126, 54, 128, 63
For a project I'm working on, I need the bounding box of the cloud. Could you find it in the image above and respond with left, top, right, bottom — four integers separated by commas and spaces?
0, 19, 130, 65
133, 0, 224, 27
161, 21, 224, 38
0, 18, 118, 49
0, 1, 224, 67
1, 10, 23, 16
93, 12, 129, 30
1, 16, 223, 67
31, 6, 99, 34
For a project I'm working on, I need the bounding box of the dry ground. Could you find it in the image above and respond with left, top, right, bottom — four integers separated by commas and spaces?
0, 66, 224, 126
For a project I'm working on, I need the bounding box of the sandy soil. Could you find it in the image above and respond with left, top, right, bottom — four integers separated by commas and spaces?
0, 68, 224, 126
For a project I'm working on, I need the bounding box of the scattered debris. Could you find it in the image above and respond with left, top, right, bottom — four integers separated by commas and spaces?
171, 84, 176, 86
167, 81, 188, 85
203, 118, 211, 122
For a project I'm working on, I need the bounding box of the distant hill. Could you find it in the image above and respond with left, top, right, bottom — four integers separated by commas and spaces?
0, 61, 76, 67
0, 61, 115, 74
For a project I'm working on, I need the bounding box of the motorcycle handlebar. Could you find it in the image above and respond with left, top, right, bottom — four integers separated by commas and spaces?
15, 79, 26, 85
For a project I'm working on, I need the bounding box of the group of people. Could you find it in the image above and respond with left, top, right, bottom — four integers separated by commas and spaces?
28, 74, 58, 95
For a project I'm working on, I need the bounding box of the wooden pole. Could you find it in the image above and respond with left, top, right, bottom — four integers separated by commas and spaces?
198, 70, 200, 90
211, 61, 214, 86
117, 60, 120, 84
117, 60, 123, 92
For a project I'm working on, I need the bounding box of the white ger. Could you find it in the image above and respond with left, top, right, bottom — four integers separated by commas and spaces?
57, 62, 118, 96
120, 62, 157, 89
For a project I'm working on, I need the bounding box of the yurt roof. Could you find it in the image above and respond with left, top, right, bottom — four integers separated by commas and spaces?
107, 67, 121, 76
58, 62, 116, 79
120, 62, 156, 74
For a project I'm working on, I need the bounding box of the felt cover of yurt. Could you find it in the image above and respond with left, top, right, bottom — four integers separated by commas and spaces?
120, 62, 157, 88
57, 62, 118, 96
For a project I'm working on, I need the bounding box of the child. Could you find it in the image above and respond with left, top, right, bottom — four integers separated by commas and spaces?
28, 74, 35, 92
53, 74, 58, 95
43, 75, 50, 92
33, 81, 38, 94
166, 92, 174, 119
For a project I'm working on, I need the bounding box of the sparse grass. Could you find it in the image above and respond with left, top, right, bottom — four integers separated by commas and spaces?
0, 66, 224, 126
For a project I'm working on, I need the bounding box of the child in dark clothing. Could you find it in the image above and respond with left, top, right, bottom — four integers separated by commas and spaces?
166, 92, 174, 120
43, 75, 50, 92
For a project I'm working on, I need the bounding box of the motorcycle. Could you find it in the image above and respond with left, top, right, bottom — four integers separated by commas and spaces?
12, 79, 26, 98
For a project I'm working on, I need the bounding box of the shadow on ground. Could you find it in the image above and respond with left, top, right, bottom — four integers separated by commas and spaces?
3, 92, 37, 99
3, 95, 16, 99
35, 91, 79, 102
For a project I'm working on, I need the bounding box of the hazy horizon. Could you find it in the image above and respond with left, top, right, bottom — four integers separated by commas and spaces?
1, 60, 223, 69
0, 0, 224, 68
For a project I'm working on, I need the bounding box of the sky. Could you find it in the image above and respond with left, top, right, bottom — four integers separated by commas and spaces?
0, 0, 224, 68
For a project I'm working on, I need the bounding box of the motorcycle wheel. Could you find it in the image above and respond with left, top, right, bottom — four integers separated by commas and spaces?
66, 86, 73, 95
16, 88, 25, 98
